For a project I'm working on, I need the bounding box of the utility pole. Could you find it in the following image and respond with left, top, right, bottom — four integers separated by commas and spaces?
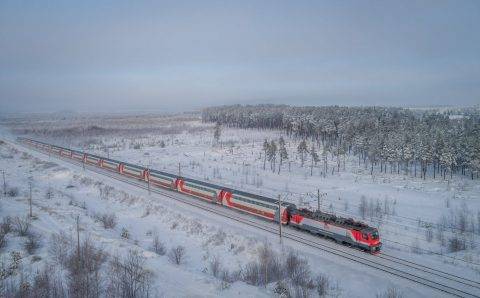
147, 168, 151, 195
278, 194, 282, 244
29, 182, 33, 218
317, 189, 320, 211
76, 215, 81, 261
1, 170, 6, 197
317, 189, 327, 212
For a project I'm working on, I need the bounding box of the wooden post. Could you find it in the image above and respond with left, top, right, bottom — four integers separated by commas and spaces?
278, 195, 282, 244
76, 215, 80, 261
1, 170, 6, 196
29, 182, 33, 217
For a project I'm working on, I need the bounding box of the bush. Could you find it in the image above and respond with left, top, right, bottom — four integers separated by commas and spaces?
274, 280, 291, 297
168, 246, 186, 265
151, 234, 166, 255
94, 212, 117, 229
24, 232, 41, 255
376, 287, 404, 298
63, 237, 107, 297
49, 231, 72, 267
448, 236, 466, 253
7, 187, 19, 197
107, 250, 153, 297
13, 216, 30, 236
121, 228, 130, 239
209, 256, 222, 278
285, 251, 311, 286
1, 216, 12, 234
242, 262, 261, 286
0, 230, 6, 249
315, 274, 330, 297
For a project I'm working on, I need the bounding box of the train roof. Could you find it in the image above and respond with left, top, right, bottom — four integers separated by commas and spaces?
183, 176, 293, 207
149, 168, 178, 179
24, 138, 295, 208
294, 208, 377, 232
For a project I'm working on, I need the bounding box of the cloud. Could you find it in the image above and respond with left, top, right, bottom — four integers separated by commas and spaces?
1, 1, 479, 112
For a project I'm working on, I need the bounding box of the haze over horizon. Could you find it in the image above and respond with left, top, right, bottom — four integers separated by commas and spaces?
1, 1, 479, 113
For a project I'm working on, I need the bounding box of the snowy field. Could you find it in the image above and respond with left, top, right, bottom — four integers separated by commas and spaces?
1, 112, 479, 297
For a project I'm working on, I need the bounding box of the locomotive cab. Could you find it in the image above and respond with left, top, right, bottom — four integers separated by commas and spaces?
364, 229, 381, 253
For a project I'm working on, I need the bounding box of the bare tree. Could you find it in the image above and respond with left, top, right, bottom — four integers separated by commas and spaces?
376, 287, 404, 298
24, 232, 41, 255
151, 234, 166, 255
12, 216, 30, 236
209, 256, 222, 278
107, 250, 153, 298
168, 246, 186, 265
93, 212, 118, 229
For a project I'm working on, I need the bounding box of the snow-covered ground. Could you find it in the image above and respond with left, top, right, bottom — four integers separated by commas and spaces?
1, 113, 479, 297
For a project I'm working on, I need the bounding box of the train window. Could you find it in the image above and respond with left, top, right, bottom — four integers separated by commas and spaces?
362, 233, 368, 239
371, 232, 379, 240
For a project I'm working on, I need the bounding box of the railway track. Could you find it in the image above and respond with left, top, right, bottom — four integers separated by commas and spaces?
16, 140, 480, 298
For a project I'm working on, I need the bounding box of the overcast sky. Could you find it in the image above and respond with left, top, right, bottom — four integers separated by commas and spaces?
1, 1, 479, 113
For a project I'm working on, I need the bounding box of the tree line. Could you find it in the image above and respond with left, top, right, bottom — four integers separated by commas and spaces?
202, 104, 480, 180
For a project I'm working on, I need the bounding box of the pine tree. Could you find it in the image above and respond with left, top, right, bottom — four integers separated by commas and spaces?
297, 140, 308, 167
268, 140, 277, 172
278, 137, 288, 174
310, 142, 319, 176
263, 139, 269, 170
213, 122, 221, 145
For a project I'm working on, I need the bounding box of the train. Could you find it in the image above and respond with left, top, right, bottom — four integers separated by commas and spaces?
20, 138, 382, 253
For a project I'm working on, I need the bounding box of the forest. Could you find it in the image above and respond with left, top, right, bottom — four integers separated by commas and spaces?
202, 105, 480, 180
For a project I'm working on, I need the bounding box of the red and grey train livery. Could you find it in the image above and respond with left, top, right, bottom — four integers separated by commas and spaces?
21, 138, 381, 253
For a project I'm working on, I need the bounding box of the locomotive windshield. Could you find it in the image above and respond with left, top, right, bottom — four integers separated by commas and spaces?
371, 231, 379, 240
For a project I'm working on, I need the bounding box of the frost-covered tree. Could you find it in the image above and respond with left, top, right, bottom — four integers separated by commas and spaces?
263, 139, 269, 170
213, 122, 221, 145
203, 104, 480, 180
268, 140, 278, 172
297, 140, 308, 167
278, 137, 288, 174
310, 143, 319, 176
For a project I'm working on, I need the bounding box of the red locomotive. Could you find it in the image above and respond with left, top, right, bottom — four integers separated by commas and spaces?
22, 138, 381, 253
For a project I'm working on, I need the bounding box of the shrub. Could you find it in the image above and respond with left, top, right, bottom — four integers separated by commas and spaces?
242, 262, 261, 286
448, 236, 466, 253
107, 250, 153, 297
285, 251, 311, 286
1, 216, 12, 234
376, 287, 404, 298
274, 280, 291, 297
151, 234, 166, 255
12, 216, 30, 236
0, 230, 6, 249
7, 187, 19, 197
121, 228, 130, 239
315, 274, 330, 297
209, 256, 221, 278
65, 237, 107, 298
168, 246, 186, 265
24, 232, 41, 255
94, 212, 117, 229
49, 231, 72, 267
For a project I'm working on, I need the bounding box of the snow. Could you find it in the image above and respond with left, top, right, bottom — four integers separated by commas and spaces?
1, 114, 479, 297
